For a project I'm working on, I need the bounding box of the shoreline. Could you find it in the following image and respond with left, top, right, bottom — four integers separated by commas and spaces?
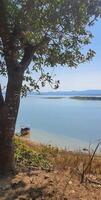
17, 133, 101, 155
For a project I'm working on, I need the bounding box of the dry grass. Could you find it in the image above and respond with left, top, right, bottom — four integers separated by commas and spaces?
19, 137, 101, 175
0, 137, 101, 200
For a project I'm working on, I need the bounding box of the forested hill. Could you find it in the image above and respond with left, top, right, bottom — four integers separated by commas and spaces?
31, 90, 101, 96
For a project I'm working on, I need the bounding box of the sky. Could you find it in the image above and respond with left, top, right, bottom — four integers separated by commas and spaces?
41, 20, 101, 92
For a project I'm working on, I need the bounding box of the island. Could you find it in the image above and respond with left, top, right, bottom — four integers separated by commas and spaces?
70, 96, 101, 101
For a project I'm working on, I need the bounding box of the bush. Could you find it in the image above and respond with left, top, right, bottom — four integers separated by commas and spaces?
14, 137, 52, 170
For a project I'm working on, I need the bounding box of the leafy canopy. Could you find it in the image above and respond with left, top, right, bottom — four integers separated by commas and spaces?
0, 0, 101, 94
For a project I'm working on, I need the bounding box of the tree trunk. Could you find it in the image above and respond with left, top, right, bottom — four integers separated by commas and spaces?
0, 68, 23, 176
0, 135, 15, 176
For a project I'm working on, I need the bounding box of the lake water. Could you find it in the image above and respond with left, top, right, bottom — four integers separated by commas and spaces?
16, 95, 101, 150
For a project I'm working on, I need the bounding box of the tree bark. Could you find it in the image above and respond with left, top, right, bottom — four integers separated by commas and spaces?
0, 67, 23, 176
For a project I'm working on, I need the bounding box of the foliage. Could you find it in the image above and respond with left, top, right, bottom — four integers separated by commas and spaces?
0, 0, 101, 94
15, 137, 101, 175
14, 137, 52, 170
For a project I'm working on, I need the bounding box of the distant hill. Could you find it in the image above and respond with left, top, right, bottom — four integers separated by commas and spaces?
31, 90, 101, 96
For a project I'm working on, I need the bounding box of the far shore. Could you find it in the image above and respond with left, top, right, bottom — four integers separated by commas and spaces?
40, 96, 65, 99
70, 96, 101, 101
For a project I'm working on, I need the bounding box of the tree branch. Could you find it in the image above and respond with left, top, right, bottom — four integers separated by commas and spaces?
0, 0, 18, 66
0, 84, 4, 106
80, 141, 101, 184
0, 1, 11, 46
20, 35, 50, 71
20, 44, 34, 70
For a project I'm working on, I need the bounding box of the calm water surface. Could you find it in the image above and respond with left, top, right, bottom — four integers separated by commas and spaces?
16, 96, 101, 150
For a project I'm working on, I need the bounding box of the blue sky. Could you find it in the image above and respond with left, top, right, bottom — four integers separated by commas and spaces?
42, 20, 101, 92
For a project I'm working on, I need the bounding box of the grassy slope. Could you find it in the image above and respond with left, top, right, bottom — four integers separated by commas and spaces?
0, 137, 101, 200
15, 137, 101, 174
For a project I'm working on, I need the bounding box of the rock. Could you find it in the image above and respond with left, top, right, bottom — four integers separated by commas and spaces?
71, 190, 75, 194
20, 127, 30, 137
0, 184, 11, 190
68, 180, 72, 185
44, 175, 50, 179
49, 180, 53, 186
11, 180, 25, 189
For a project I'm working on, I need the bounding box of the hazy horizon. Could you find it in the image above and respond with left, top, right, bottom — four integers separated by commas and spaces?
32, 89, 101, 93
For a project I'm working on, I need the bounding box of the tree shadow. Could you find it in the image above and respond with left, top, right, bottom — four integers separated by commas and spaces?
0, 168, 55, 200
2, 184, 54, 200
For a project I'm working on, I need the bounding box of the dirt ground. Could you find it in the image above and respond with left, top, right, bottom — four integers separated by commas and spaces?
0, 168, 101, 200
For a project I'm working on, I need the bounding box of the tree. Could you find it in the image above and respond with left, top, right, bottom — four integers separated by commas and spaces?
0, 0, 101, 175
